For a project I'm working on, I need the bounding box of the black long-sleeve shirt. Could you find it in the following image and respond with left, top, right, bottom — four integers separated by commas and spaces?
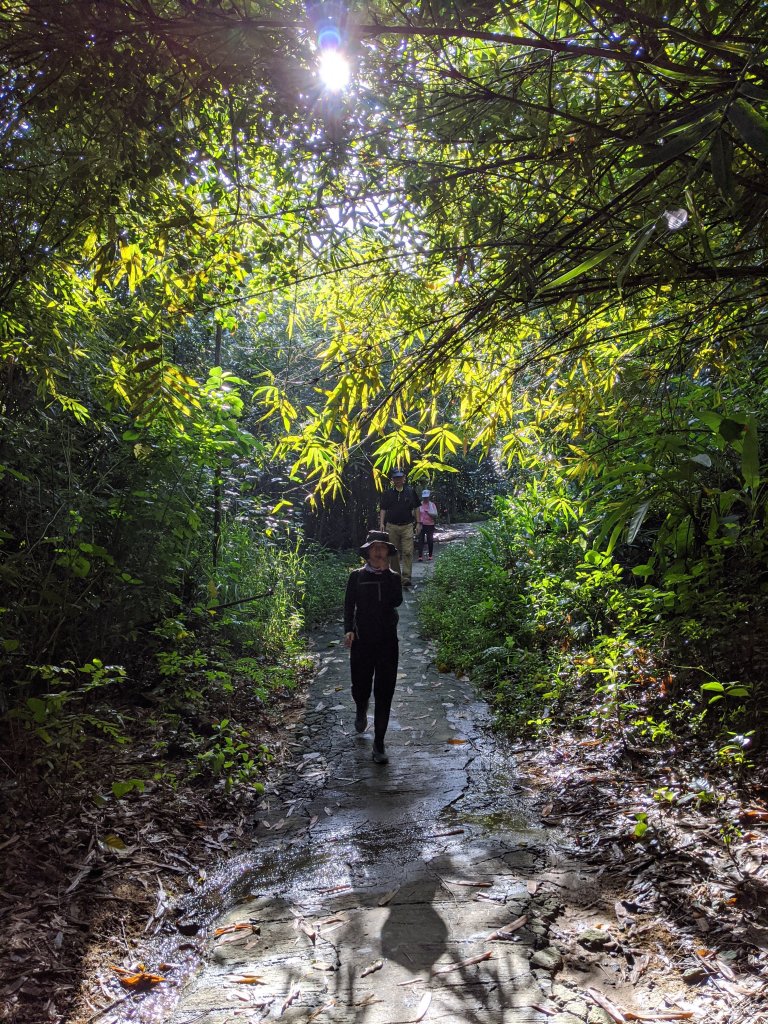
344, 567, 403, 643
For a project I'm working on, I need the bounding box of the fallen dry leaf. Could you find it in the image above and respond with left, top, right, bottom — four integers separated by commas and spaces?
739, 808, 768, 822
586, 986, 627, 1023
488, 915, 527, 940
297, 919, 317, 943
378, 887, 400, 906
311, 960, 339, 972
411, 991, 432, 1021
624, 1014, 694, 1022
214, 922, 254, 937
432, 951, 493, 975
281, 986, 301, 1013
307, 1000, 338, 1021
110, 965, 165, 989
230, 975, 265, 985
360, 959, 384, 977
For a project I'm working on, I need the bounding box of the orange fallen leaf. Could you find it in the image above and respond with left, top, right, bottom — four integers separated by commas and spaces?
740, 808, 768, 821
110, 965, 165, 988
214, 922, 253, 937
447, 738, 468, 745
624, 1014, 694, 1022
230, 975, 265, 985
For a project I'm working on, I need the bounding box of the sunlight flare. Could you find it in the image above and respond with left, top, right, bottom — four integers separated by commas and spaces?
318, 49, 350, 92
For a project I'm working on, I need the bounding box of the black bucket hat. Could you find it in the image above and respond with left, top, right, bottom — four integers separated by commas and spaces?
359, 530, 397, 557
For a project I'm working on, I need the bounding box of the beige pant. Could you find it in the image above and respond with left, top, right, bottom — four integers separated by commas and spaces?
386, 521, 415, 583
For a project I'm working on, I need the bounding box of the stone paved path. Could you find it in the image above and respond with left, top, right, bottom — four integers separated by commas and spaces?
143, 532, 613, 1024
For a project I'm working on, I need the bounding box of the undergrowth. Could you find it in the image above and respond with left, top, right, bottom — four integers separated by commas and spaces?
418, 485, 766, 772
1, 534, 353, 810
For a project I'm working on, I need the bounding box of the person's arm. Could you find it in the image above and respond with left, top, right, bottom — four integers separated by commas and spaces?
389, 571, 403, 608
379, 490, 390, 530
343, 572, 357, 646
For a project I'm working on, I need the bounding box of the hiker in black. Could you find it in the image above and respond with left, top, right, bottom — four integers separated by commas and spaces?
344, 530, 403, 765
378, 467, 420, 586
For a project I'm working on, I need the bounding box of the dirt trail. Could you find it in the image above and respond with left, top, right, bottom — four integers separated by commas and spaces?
100, 527, 745, 1024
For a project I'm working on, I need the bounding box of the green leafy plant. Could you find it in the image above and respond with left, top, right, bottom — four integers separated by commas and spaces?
195, 719, 270, 793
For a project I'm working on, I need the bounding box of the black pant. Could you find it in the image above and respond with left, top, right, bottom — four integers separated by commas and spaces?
350, 635, 398, 744
418, 525, 435, 557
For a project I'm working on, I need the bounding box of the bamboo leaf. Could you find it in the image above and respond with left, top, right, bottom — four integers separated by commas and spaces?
617, 224, 656, 291
741, 416, 760, 490
710, 131, 734, 200
627, 501, 651, 545
538, 241, 624, 294
727, 99, 768, 156
632, 121, 715, 167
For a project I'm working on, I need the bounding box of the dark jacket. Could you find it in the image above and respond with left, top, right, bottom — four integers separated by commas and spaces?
380, 485, 420, 525
344, 567, 403, 643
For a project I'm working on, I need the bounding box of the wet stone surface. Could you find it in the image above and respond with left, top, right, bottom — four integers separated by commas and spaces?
116, 542, 619, 1023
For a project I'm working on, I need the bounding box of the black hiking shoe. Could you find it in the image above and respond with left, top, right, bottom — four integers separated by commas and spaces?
372, 741, 389, 765
354, 704, 368, 733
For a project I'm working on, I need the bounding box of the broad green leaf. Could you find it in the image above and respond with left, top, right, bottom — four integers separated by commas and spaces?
719, 418, 746, 444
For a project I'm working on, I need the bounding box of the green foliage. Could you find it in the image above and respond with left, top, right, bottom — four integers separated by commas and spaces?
111, 778, 146, 799
4, 0, 768, 816
419, 475, 766, 757
194, 718, 270, 794
300, 543, 358, 629
5, 660, 131, 798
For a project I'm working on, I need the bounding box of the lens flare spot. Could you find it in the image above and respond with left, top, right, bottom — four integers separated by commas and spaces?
318, 49, 350, 92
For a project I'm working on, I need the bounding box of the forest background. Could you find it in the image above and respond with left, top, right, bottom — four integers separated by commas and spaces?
1, 0, 768, 1017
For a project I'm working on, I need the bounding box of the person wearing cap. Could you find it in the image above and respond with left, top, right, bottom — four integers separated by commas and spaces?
378, 468, 420, 587
416, 489, 439, 562
343, 530, 403, 765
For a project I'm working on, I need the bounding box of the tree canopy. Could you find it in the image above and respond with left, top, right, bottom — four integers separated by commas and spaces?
2, 0, 768, 662
4, 3, 767, 467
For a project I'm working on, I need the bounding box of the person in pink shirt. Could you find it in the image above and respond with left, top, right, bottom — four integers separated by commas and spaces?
416, 489, 439, 561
